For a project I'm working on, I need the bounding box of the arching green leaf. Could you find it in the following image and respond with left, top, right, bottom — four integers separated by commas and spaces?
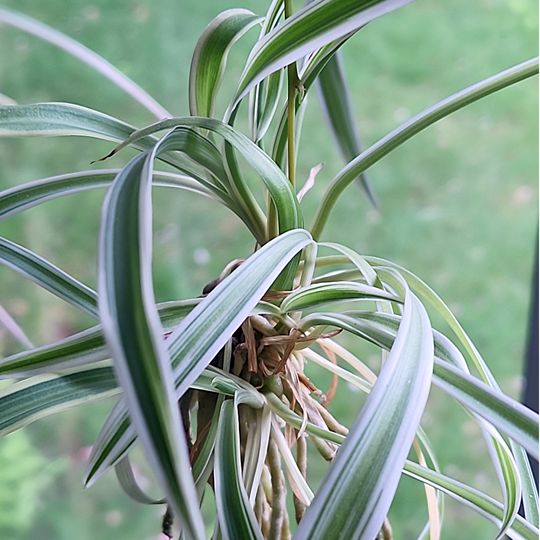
0, 300, 201, 378
98, 116, 303, 236
0, 170, 217, 223
189, 9, 262, 118
0, 236, 98, 319
311, 57, 539, 239
433, 360, 538, 460
98, 145, 206, 538
294, 290, 434, 540
0, 363, 120, 438
316, 53, 377, 207
114, 455, 166, 505
280, 281, 400, 312
214, 399, 265, 540
233, 0, 415, 105
0, 103, 226, 194
0, 7, 170, 119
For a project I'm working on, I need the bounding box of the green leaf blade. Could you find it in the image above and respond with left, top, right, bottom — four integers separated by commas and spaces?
214, 399, 264, 540
0, 364, 119, 438
101, 116, 303, 238
98, 151, 205, 539
433, 360, 539, 459
311, 57, 539, 239
0, 7, 170, 119
234, 0, 415, 104
403, 461, 539, 540
0, 236, 98, 319
280, 281, 400, 312
316, 53, 377, 207
0, 169, 217, 224
189, 9, 262, 118
294, 291, 434, 540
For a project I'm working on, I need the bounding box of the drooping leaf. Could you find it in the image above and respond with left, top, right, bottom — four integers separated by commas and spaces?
0, 326, 108, 378
316, 52, 377, 207
0, 103, 223, 191
322, 310, 538, 459
0, 363, 119, 437
164, 128, 230, 187
365, 255, 539, 520
98, 149, 205, 538
96, 116, 303, 236
294, 291, 434, 539
433, 359, 538, 459
0, 7, 170, 119
115, 454, 166, 505
280, 281, 400, 312
330, 309, 525, 539
0, 102, 144, 141
264, 391, 535, 539
214, 399, 265, 540
299, 311, 395, 350
0, 169, 217, 224
0, 300, 202, 378
316, 242, 378, 285
403, 461, 538, 540
0, 236, 98, 319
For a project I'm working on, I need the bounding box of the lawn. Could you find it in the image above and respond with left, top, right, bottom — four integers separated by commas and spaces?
0, 0, 537, 538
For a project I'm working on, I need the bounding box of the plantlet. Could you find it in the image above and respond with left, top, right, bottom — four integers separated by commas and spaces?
0, 1, 538, 539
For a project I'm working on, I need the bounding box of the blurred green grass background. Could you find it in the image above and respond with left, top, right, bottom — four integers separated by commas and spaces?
0, 0, 537, 538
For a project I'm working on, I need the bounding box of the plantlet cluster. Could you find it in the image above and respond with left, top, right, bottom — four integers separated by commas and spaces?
0, 1, 537, 539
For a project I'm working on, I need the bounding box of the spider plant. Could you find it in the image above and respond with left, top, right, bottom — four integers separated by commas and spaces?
0, 1, 538, 539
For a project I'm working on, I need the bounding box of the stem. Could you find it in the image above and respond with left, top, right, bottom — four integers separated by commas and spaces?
268, 436, 286, 540
255, 484, 265, 529
267, 193, 279, 240
312, 399, 349, 436
285, 0, 296, 187
264, 391, 346, 445
308, 433, 337, 461
281, 499, 291, 540
261, 464, 272, 537
294, 434, 308, 524
310, 57, 539, 240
